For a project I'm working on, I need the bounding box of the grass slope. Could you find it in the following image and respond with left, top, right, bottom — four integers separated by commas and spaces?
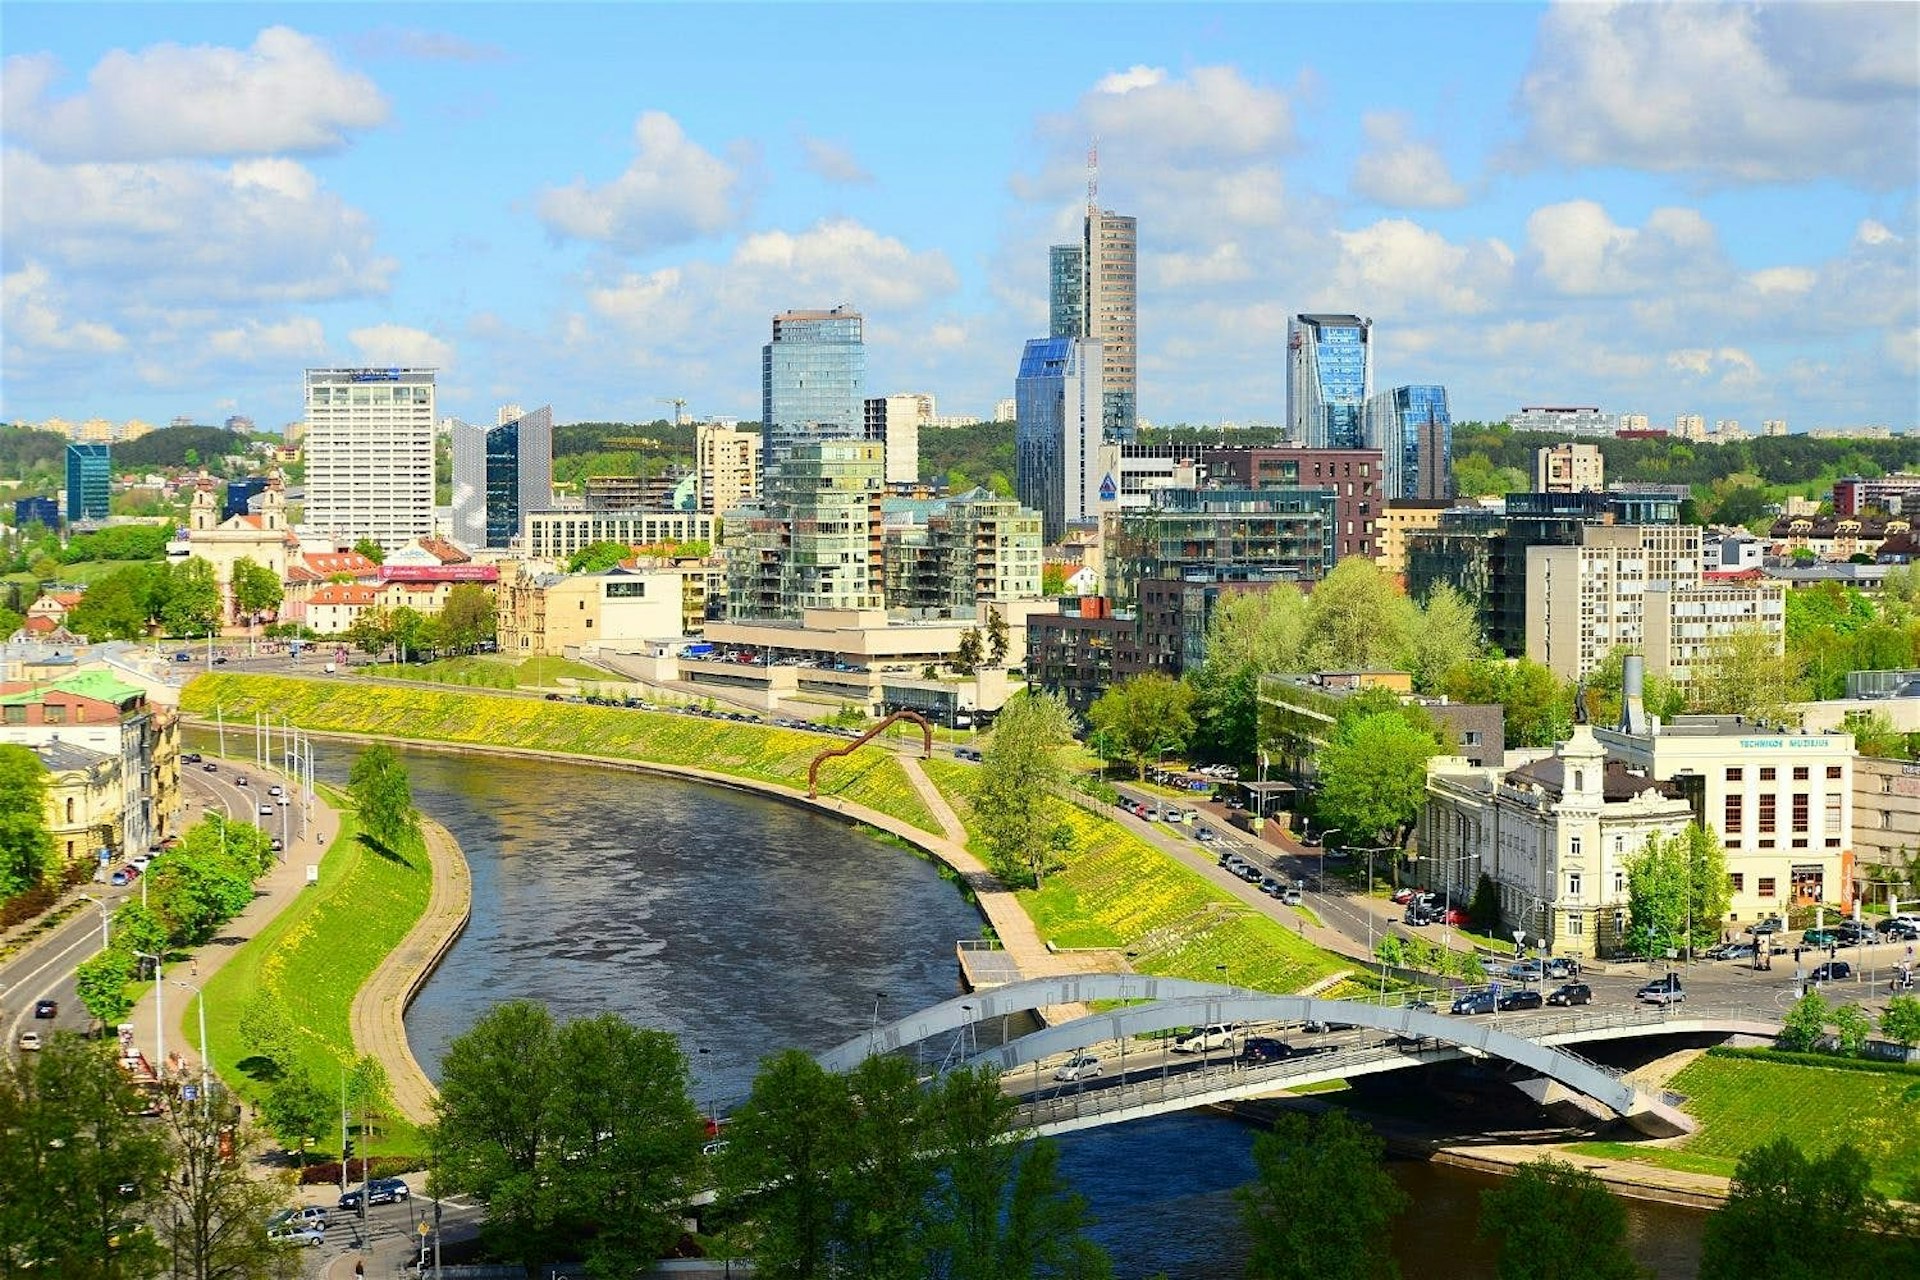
370, 654, 611, 690
199, 796, 433, 1155
183, 674, 941, 837
922, 758, 1348, 995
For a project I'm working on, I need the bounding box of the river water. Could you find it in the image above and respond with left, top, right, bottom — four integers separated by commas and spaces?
277, 738, 1707, 1278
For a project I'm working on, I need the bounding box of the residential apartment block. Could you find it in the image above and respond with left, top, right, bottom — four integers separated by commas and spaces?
882, 489, 1042, 614
1535, 442, 1604, 493
304, 367, 437, 552
498, 565, 686, 656
696, 422, 760, 515
726, 440, 884, 619
520, 510, 717, 563
1507, 406, 1614, 436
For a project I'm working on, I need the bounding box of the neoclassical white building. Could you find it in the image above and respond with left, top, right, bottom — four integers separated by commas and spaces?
1418, 725, 1697, 958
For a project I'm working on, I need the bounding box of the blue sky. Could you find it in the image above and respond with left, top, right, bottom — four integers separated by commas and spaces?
3, 3, 1915, 433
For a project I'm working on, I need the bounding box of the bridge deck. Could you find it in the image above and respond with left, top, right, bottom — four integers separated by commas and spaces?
956, 942, 1024, 990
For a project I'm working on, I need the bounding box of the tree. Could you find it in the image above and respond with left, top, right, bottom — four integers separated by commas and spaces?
1190, 584, 1310, 762
953, 627, 984, 675
1479, 1157, 1646, 1280
1468, 873, 1501, 935
74, 949, 138, 1026
163, 557, 221, 637
438, 583, 497, 654
1040, 563, 1069, 597
236, 991, 296, 1078
1623, 824, 1729, 958
0, 743, 53, 899
387, 605, 430, 661
0, 1033, 174, 1279
984, 606, 1010, 667
345, 1054, 394, 1130
1778, 990, 1830, 1053
351, 537, 386, 565
1699, 1138, 1919, 1278
1688, 627, 1808, 724
1405, 583, 1482, 694
344, 605, 391, 658
67, 566, 155, 640
1441, 657, 1568, 748
1831, 1002, 1874, 1056
1313, 711, 1439, 848
155, 1081, 303, 1280
566, 540, 633, 573
261, 1065, 330, 1166
348, 744, 420, 853
1087, 673, 1196, 780
227, 556, 282, 627
716, 1048, 850, 1279
1237, 1108, 1406, 1280
1300, 557, 1418, 673
973, 693, 1078, 887
1882, 994, 1920, 1047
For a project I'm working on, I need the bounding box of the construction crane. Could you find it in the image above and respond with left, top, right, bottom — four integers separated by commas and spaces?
657, 397, 689, 426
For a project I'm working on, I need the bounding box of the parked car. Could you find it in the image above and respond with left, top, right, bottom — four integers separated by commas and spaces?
1497, 989, 1545, 1012
1746, 916, 1784, 936
1440, 906, 1469, 927
1879, 919, 1920, 941
1451, 990, 1497, 1016
1637, 974, 1685, 1005
1802, 928, 1843, 948
1237, 864, 1263, 884
1281, 887, 1304, 906
1172, 1023, 1240, 1053
1259, 877, 1284, 896
1404, 906, 1435, 927
1240, 1036, 1292, 1064
110, 868, 132, 887
1053, 1054, 1102, 1082
1504, 960, 1545, 982
34, 999, 56, 1019
1810, 961, 1853, 982
181, 752, 202, 763
337, 1177, 410, 1210
1719, 942, 1757, 960
1391, 887, 1418, 905
1543, 957, 1582, 980
1546, 982, 1593, 1007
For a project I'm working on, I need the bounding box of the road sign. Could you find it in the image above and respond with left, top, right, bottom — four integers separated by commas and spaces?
182, 1085, 198, 1102
418, 1222, 429, 1237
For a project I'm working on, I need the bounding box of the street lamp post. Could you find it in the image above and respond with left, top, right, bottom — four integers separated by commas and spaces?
169, 979, 210, 1105
75, 893, 111, 951
1316, 828, 1342, 894
132, 951, 164, 1079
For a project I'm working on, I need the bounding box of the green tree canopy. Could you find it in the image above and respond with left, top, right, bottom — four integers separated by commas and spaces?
351, 537, 386, 565
1699, 1137, 1919, 1278
567, 540, 635, 573
974, 692, 1078, 887
1440, 657, 1568, 748
1403, 582, 1483, 694
1237, 1108, 1406, 1280
1300, 557, 1418, 673
1687, 627, 1808, 724
347, 744, 420, 853
438, 583, 498, 653
1188, 585, 1309, 763
1623, 823, 1730, 958
1314, 711, 1441, 848
162, 557, 221, 637
1478, 1157, 1646, 1280
228, 555, 283, 622
0, 743, 53, 899
68, 564, 161, 641
1087, 672, 1196, 779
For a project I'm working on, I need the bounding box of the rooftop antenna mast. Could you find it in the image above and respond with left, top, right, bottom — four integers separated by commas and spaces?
1086, 139, 1099, 213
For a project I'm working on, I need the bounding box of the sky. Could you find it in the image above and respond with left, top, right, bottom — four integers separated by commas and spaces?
2, 2, 1916, 434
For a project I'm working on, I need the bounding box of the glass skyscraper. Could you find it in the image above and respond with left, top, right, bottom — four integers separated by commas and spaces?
1015, 337, 1104, 544
761, 307, 865, 479
1048, 209, 1135, 440
1365, 384, 1453, 501
64, 442, 110, 522
1287, 314, 1372, 449
451, 405, 554, 550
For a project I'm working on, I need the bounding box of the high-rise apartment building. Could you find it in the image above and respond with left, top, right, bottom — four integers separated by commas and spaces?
1674, 414, 1707, 441
1762, 419, 1789, 438
760, 307, 865, 479
1015, 337, 1104, 544
304, 367, 437, 551
883, 489, 1043, 613
1364, 385, 1452, 501
451, 405, 553, 550
726, 440, 885, 618
1535, 442, 1605, 494
862, 395, 924, 484
64, 442, 110, 523
1049, 210, 1136, 438
696, 423, 760, 515
1287, 315, 1372, 449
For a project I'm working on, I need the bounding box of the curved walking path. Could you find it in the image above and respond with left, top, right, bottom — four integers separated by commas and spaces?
347, 817, 471, 1127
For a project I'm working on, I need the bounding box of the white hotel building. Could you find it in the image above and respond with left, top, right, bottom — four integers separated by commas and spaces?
304, 368, 437, 553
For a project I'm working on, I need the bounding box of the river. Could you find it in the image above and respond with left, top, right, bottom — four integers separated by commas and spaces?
277, 737, 1708, 1278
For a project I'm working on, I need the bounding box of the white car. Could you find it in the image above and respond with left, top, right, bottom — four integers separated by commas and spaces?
1053, 1054, 1102, 1082
267, 1223, 325, 1247
1171, 1023, 1239, 1054
17, 1031, 42, 1051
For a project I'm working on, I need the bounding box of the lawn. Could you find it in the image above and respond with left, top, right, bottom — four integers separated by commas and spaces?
198, 794, 433, 1156
922, 758, 1351, 995
373, 653, 612, 690
183, 673, 941, 837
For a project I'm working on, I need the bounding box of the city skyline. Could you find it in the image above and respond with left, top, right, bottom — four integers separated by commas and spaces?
1, 4, 1914, 433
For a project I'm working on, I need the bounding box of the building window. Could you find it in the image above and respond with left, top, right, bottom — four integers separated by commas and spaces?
1758, 877, 1777, 898
1570, 836, 1582, 857
1614, 870, 1625, 895
1792, 793, 1809, 833
1758, 794, 1775, 833
1567, 872, 1582, 897
1725, 795, 1743, 831
1759, 767, 1776, 782
1827, 766, 1843, 780
1825, 794, 1843, 835
1730, 873, 1744, 893
1463, 731, 1481, 747
1725, 767, 1743, 782
1793, 766, 1809, 781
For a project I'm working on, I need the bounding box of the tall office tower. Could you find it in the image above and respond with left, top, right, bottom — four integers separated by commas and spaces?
696, 422, 760, 515
760, 306, 865, 479
1015, 337, 1104, 544
862, 395, 923, 484
1048, 244, 1084, 339
63, 442, 110, 522
1047, 208, 1136, 439
451, 405, 553, 550
1364, 384, 1452, 500
1287, 314, 1373, 448
305, 367, 437, 551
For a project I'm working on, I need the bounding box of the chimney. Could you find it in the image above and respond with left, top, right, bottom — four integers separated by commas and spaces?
1620, 654, 1648, 735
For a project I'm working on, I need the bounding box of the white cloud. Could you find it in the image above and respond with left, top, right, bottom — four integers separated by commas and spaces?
205, 316, 328, 361
1322, 219, 1513, 317
1, 147, 395, 304
1525, 200, 1718, 296
1747, 266, 1815, 296
2, 261, 126, 354
1517, 2, 1918, 187
536, 111, 745, 253
349, 324, 454, 369
799, 135, 873, 185
1, 26, 387, 161
1349, 112, 1468, 209
1887, 327, 1920, 378
1857, 219, 1899, 248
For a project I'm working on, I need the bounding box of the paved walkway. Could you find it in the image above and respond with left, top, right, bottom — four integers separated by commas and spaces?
347, 818, 472, 1128
1432, 1140, 1733, 1209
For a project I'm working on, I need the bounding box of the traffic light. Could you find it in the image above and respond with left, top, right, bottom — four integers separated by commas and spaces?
342, 1138, 354, 1164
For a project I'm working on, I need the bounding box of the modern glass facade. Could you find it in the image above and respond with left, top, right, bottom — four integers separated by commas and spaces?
1048, 245, 1084, 339
222, 477, 269, 522
1364, 384, 1452, 500
13, 496, 60, 531
451, 405, 553, 550
64, 443, 110, 522
1015, 337, 1103, 544
726, 439, 884, 618
1287, 314, 1372, 449
761, 307, 865, 479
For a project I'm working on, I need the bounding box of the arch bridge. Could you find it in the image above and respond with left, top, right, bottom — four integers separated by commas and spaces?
820, 976, 1782, 1139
